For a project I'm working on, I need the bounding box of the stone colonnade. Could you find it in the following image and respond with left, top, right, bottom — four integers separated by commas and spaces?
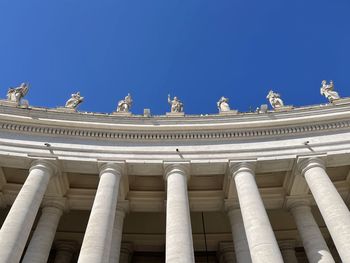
0, 157, 350, 262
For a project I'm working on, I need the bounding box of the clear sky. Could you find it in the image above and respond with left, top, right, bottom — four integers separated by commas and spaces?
0, 0, 349, 115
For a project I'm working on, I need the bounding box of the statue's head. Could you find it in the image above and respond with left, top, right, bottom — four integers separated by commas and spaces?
322, 80, 326, 85
21, 83, 27, 87
174, 96, 178, 101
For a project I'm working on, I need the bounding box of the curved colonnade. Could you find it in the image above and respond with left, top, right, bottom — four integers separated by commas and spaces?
0, 99, 350, 262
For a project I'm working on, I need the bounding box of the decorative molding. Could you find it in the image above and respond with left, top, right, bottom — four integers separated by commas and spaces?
0, 119, 349, 142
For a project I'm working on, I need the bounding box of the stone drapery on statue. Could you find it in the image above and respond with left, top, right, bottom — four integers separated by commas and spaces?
116, 93, 133, 112
320, 80, 340, 102
267, 90, 284, 109
65, 92, 84, 109
217, 96, 231, 112
6, 83, 29, 106
168, 94, 184, 113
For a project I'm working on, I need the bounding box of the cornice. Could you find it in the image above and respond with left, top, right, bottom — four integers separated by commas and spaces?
0, 101, 350, 142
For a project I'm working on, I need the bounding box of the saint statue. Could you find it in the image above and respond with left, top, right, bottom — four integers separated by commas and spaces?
7, 83, 29, 105
320, 80, 340, 102
65, 92, 84, 109
266, 90, 284, 109
217, 96, 230, 112
117, 93, 133, 112
168, 94, 184, 113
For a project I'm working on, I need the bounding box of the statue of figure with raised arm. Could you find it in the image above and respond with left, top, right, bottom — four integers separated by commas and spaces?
168, 94, 184, 113
65, 92, 84, 109
266, 90, 284, 109
7, 83, 29, 105
117, 93, 133, 112
217, 96, 230, 112
320, 80, 340, 102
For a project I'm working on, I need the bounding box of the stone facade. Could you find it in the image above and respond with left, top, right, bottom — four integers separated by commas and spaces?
0, 99, 350, 262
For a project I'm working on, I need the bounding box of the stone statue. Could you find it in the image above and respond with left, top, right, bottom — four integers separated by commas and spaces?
217, 96, 230, 112
7, 83, 29, 105
266, 90, 284, 109
65, 92, 84, 109
320, 80, 340, 102
168, 94, 184, 113
117, 93, 133, 112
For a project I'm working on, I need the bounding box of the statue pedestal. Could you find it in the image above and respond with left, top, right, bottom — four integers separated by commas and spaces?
274, 105, 294, 112
332, 97, 350, 105
219, 110, 238, 115
56, 107, 77, 113
0, 99, 28, 108
112, 111, 132, 116
166, 112, 185, 117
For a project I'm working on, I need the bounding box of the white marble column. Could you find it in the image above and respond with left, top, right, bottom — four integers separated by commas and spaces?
0, 159, 57, 263
54, 241, 77, 263
298, 157, 350, 262
22, 199, 66, 263
218, 242, 236, 263
164, 162, 195, 263
119, 242, 133, 263
288, 199, 334, 263
225, 202, 251, 263
230, 161, 283, 263
278, 240, 298, 263
78, 162, 124, 263
109, 203, 128, 263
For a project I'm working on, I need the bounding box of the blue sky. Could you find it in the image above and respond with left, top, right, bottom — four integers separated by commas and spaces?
0, 0, 349, 115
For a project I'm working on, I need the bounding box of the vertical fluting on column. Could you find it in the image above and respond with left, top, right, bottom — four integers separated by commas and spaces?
225, 201, 251, 263
0, 159, 57, 263
278, 240, 299, 263
164, 162, 195, 263
22, 198, 66, 263
298, 157, 350, 262
119, 242, 133, 263
109, 203, 128, 263
287, 199, 334, 263
53, 241, 77, 263
218, 242, 236, 263
78, 162, 124, 263
229, 161, 283, 263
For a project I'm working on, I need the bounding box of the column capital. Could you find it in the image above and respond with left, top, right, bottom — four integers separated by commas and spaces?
163, 161, 190, 181
229, 160, 256, 178
285, 196, 311, 211
54, 240, 77, 253
42, 197, 67, 212
224, 199, 240, 212
30, 159, 59, 176
98, 161, 125, 177
120, 242, 133, 254
297, 155, 326, 176
278, 240, 296, 251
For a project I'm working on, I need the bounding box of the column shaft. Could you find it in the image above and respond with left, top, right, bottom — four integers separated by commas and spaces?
227, 208, 251, 263
22, 201, 64, 263
165, 164, 194, 263
279, 240, 298, 263
78, 163, 123, 263
300, 158, 350, 262
231, 163, 283, 263
109, 209, 126, 263
290, 204, 334, 263
0, 160, 56, 263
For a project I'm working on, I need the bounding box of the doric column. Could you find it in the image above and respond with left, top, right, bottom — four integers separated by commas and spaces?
298, 157, 350, 262
225, 201, 251, 263
229, 161, 283, 263
78, 162, 124, 263
22, 198, 66, 263
53, 241, 77, 263
278, 240, 298, 263
119, 242, 133, 263
218, 242, 236, 263
0, 159, 58, 263
287, 199, 334, 263
109, 202, 129, 263
164, 162, 195, 263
